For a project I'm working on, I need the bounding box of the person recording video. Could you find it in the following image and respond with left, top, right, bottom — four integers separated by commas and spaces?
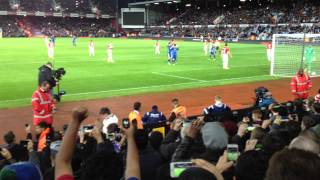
38, 62, 66, 101
38, 62, 56, 90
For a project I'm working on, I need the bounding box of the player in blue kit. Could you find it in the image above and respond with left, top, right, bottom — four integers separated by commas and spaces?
210, 44, 216, 60
72, 35, 77, 47
170, 43, 179, 65
167, 41, 172, 65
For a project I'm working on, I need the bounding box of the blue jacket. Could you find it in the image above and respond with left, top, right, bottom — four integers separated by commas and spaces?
203, 103, 231, 115
142, 110, 166, 124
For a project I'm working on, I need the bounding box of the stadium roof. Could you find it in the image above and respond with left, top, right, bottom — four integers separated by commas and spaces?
128, 0, 181, 7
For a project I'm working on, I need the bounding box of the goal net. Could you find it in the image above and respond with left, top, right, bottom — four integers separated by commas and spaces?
271, 34, 320, 77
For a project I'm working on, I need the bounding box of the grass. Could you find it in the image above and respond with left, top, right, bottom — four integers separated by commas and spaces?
0, 38, 280, 108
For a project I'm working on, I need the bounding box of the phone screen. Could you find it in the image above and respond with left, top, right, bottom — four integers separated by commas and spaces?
227, 144, 239, 161
170, 162, 195, 178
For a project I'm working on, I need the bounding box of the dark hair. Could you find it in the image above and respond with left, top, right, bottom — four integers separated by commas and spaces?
235, 150, 269, 180
251, 127, 266, 142
40, 81, 50, 87
149, 131, 163, 151
134, 129, 148, 150
133, 102, 141, 111
262, 133, 286, 156
38, 121, 49, 129
313, 102, 320, 113
302, 116, 316, 130
265, 148, 320, 180
172, 98, 179, 103
99, 107, 111, 115
152, 105, 158, 110
80, 151, 124, 180
178, 167, 217, 180
4, 131, 15, 144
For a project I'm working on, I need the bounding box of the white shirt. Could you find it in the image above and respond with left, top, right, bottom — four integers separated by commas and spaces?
102, 114, 118, 134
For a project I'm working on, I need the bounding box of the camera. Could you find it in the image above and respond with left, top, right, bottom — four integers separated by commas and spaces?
52, 67, 66, 81
52, 67, 66, 102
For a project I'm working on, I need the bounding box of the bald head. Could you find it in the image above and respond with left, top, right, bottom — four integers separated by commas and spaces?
289, 136, 320, 154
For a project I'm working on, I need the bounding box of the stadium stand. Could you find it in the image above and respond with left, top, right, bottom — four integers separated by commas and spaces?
1, 0, 320, 180
1, 88, 320, 180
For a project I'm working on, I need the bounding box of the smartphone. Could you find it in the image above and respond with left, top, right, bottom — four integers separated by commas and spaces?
247, 126, 255, 131
170, 162, 195, 178
122, 118, 130, 129
20, 140, 29, 148
227, 144, 239, 161
82, 125, 94, 133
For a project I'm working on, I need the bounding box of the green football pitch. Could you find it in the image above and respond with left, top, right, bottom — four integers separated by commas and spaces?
0, 38, 280, 108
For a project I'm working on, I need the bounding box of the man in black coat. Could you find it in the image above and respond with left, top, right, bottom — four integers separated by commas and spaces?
38, 62, 56, 89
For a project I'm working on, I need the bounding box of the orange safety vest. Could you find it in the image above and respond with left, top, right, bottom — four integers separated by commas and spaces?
37, 128, 50, 152
128, 110, 143, 129
171, 106, 187, 118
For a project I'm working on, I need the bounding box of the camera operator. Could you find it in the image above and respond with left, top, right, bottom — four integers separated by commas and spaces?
38, 62, 56, 91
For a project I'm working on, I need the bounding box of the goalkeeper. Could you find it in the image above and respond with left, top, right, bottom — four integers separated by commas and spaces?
303, 46, 316, 74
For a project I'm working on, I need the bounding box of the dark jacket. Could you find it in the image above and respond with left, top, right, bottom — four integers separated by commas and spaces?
38, 65, 55, 88
142, 110, 166, 124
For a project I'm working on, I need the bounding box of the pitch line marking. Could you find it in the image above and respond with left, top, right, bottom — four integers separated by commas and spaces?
0, 75, 273, 103
152, 72, 208, 82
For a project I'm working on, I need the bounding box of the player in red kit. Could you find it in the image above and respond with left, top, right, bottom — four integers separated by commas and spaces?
155, 40, 160, 55
266, 42, 272, 62
89, 40, 95, 57
221, 43, 232, 69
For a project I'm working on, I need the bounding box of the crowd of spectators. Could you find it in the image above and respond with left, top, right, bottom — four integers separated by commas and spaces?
0, 0, 115, 15
1, 86, 320, 180
0, 16, 115, 37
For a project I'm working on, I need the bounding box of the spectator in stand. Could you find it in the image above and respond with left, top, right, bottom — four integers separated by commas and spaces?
234, 150, 269, 180
128, 102, 144, 129
314, 89, 320, 103
289, 136, 320, 154
257, 92, 276, 109
265, 148, 320, 180
142, 105, 166, 125
99, 107, 118, 135
31, 81, 56, 126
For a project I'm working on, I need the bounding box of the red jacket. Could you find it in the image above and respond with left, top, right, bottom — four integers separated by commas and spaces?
290, 74, 312, 99
31, 88, 55, 125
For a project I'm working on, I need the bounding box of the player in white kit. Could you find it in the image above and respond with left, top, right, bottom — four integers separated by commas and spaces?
107, 43, 114, 63
221, 43, 232, 69
266, 42, 272, 62
204, 40, 208, 55
155, 40, 161, 55
47, 39, 54, 59
89, 40, 95, 57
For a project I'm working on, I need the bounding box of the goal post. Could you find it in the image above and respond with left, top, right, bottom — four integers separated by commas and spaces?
271, 34, 320, 77
0, 28, 2, 38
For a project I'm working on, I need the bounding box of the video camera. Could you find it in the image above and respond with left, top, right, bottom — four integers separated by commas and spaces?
52, 67, 66, 81
52, 67, 66, 102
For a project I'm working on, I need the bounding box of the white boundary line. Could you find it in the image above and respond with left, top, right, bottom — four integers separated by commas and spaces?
0, 74, 272, 103
152, 72, 208, 82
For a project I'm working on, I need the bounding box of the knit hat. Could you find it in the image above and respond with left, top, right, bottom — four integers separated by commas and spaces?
0, 162, 42, 180
201, 122, 228, 150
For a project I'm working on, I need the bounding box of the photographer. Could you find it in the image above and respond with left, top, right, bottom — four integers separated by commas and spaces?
38, 62, 56, 90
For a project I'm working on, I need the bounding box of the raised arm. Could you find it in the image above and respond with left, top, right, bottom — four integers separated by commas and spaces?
55, 107, 88, 179
122, 120, 141, 180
